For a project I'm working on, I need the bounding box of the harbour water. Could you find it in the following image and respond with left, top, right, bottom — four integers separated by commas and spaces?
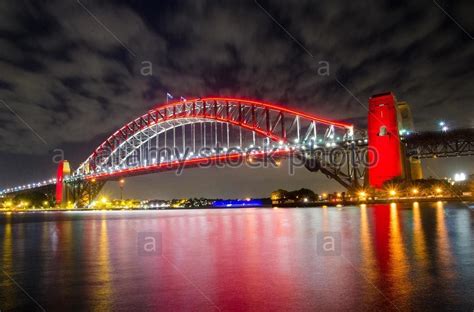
0, 202, 473, 311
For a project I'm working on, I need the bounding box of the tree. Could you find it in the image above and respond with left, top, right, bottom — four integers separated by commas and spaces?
271, 189, 289, 201
14, 191, 48, 208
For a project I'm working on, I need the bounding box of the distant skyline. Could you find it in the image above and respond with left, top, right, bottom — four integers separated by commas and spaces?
1, 1, 473, 197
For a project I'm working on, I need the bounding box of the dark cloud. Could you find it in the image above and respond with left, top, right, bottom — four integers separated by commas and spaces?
0, 0, 473, 195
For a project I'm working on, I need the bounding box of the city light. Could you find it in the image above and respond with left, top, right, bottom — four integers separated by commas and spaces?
454, 172, 466, 182
412, 188, 419, 195
435, 187, 442, 194
389, 189, 397, 197
438, 121, 449, 132
358, 191, 367, 201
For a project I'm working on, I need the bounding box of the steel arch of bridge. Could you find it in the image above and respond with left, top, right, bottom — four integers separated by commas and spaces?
74, 97, 354, 180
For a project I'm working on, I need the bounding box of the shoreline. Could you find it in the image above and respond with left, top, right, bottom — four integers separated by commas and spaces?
0, 198, 472, 213
273, 196, 474, 208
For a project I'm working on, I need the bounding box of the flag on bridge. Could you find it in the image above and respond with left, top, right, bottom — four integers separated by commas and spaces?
166, 92, 174, 104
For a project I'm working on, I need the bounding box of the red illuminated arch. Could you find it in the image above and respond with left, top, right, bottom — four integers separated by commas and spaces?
77, 97, 353, 176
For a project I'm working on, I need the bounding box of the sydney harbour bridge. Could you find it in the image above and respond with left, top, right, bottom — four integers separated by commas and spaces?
1, 92, 473, 207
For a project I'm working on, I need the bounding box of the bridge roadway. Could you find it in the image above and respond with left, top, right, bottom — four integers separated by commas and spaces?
404, 128, 474, 159
2, 128, 473, 201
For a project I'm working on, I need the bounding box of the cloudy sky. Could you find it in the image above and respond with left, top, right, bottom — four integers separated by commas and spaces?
0, 0, 473, 198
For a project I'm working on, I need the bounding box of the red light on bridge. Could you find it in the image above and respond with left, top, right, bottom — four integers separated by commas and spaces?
55, 161, 71, 206
367, 92, 404, 188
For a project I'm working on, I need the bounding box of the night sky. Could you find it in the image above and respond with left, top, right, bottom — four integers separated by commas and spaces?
0, 0, 473, 199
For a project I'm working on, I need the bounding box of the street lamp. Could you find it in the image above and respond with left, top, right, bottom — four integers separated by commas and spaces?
119, 179, 125, 200
358, 191, 367, 201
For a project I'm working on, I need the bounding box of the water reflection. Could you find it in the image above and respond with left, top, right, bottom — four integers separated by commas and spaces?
1, 220, 13, 309
434, 201, 457, 304
388, 203, 411, 303
435, 201, 454, 272
0, 203, 472, 311
359, 204, 379, 307
2, 219, 12, 268
93, 219, 112, 310
412, 202, 428, 267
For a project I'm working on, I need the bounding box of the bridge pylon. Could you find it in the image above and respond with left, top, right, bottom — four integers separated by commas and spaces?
368, 93, 404, 188
55, 160, 71, 207
56, 160, 105, 208
367, 92, 423, 188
